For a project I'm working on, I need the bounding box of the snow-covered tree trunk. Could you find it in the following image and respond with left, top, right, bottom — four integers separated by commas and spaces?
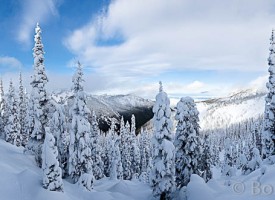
150, 82, 175, 199
26, 23, 49, 167
42, 127, 63, 192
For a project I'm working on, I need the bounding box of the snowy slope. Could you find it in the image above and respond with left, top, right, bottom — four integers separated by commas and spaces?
0, 139, 152, 200
197, 89, 266, 130
51, 91, 154, 131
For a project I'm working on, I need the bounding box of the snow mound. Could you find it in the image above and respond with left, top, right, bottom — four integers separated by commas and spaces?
187, 174, 215, 200
109, 180, 152, 200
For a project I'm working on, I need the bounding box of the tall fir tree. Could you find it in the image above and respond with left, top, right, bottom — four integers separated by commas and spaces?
26, 23, 49, 167
18, 72, 28, 147
201, 134, 213, 182
42, 127, 64, 192
0, 78, 5, 139
139, 128, 151, 173
130, 114, 141, 176
262, 29, 275, 159
150, 82, 175, 199
5, 80, 21, 146
120, 119, 132, 180
48, 100, 69, 177
107, 119, 123, 180
68, 62, 94, 191
174, 97, 201, 187
222, 138, 234, 186
90, 111, 104, 180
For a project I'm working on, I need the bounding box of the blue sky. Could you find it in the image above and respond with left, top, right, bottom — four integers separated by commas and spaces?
0, 0, 274, 100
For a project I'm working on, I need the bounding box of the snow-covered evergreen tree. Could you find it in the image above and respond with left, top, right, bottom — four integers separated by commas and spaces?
150, 82, 175, 199
102, 133, 110, 177
238, 151, 248, 174
139, 128, 151, 173
201, 134, 213, 182
42, 127, 63, 192
130, 115, 141, 176
26, 23, 49, 167
68, 62, 93, 191
5, 80, 21, 146
139, 128, 152, 185
222, 138, 235, 186
244, 148, 262, 175
48, 100, 69, 177
0, 78, 5, 138
90, 111, 104, 180
107, 120, 123, 180
120, 119, 132, 180
262, 29, 275, 159
18, 72, 28, 147
174, 97, 201, 187
106, 118, 116, 177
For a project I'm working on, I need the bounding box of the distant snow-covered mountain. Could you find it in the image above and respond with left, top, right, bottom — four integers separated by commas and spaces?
197, 88, 266, 130
51, 87, 267, 133
51, 90, 154, 132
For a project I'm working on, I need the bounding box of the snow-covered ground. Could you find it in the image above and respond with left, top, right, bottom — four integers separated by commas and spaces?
183, 166, 275, 200
0, 139, 152, 200
1, 138, 275, 200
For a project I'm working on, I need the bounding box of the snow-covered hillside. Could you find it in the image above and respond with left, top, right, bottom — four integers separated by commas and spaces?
0, 139, 152, 200
197, 89, 266, 130
52, 91, 154, 131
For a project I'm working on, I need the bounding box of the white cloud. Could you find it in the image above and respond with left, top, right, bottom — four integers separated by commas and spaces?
0, 56, 23, 69
17, 0, 60, 45
64, 0, 275, 80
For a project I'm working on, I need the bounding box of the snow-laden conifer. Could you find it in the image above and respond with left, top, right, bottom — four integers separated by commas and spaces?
130, 115, 141, 176
174, 96, 201, 187
244, 148, 262, 175
26, 23, 48, 167
120, 119, 132, 180
201, 134, 213, 182
222, 138, 235, 186
90, 111, 104, 180
68, 62, 93, 191
150, 82, 175, 199
5, 80, 21, 146
48, 100, 69, 177
18, 72, 28, 146
0, 78, 5, 138
262, 29, 275, 158
107, 119, 123, 180
42, 127, 63, 192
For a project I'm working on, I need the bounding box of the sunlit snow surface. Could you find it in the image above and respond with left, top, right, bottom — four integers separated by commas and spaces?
0, 140, 152, 200
1, 126, 275, 200
196, 89, 265, 130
